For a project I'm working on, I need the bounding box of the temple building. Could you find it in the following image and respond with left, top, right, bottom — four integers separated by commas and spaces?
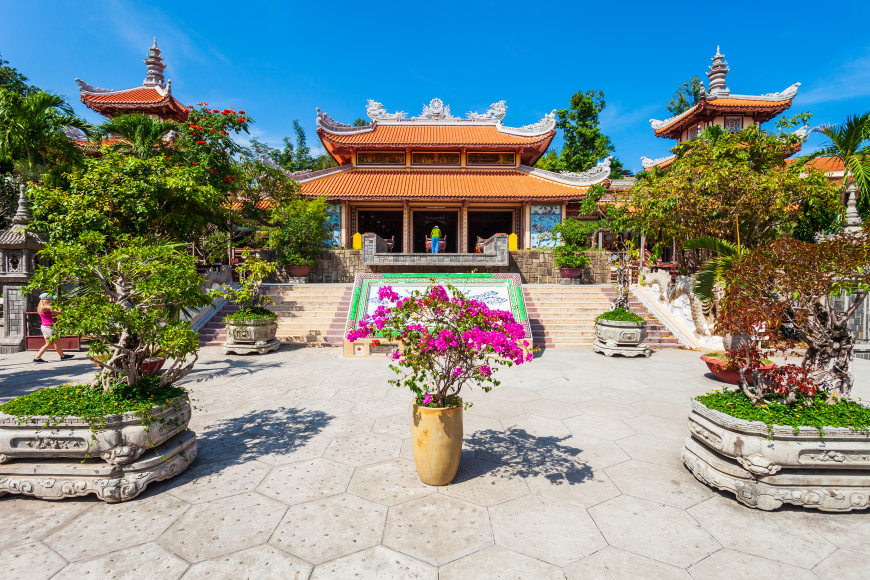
640, 46, 801, 171
294, 99, 613, 252
75, 38, 188, 121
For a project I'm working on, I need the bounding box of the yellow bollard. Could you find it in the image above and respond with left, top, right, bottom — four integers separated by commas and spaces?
352, 232, 362, 250
508, 233, 518, 251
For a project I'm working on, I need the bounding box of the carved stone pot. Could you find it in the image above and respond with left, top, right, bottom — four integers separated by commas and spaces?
0, 398, 191, 465
592, 319, 651, 358
683, 399, 870, 512
223, 317, 280, 355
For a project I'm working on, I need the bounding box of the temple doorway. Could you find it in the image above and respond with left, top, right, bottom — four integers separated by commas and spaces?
467, 211, 513, 252
357, 210, 403, 251
413, 211, 458, 253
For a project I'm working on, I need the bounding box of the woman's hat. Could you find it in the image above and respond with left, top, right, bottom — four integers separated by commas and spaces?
39, 292, 54, 300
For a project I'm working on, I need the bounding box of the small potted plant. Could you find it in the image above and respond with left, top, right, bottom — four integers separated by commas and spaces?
210, 249, 280, 355
552, 219, 595, 279
347, 284, 533, 485
700, 351, 775, 385
593, 242, 651, 357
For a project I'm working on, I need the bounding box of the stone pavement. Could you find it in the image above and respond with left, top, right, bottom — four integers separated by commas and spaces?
1, 346, 868, 580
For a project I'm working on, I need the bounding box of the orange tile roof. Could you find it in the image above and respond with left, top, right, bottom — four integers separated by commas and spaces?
704, 98, 791, 109
82, 88, 166, 104
786, 156, 844, 172
319, 125, 554, 147
299, 168, 588, 201
654, 98, 792, 138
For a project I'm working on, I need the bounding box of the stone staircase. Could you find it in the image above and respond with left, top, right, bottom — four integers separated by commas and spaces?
524, 285, 680, 349
197, 284, 353, 348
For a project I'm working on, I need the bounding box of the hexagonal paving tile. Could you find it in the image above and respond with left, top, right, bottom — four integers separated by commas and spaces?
686, 548, 818, 580
283, 385, 339, 400
348, 458, 437, 506
256, 458, 353, 505
521, 398, 583, 419
3, 542, 67, 580
51, 542, 188, 580
0, 497, 96, 550
813, 549, 868, 580
688, 496, 837, 569
158, 492, 285, 563
465, 399, 525, 419
310, 545, 437, 579
489, 387, 542, 403
310, 414, 376, 439
615, 434, 686, 470
182, 545, 312, 579
563, 414, 636, 440
630, 398, 692, 420
489, 495, 606, 566
585, 387, 647, 403
383, 494, 493, 566
564, 546, 691, 580
538, 386, 595, 404
556, 434, 631, 469
623, 415, 688, 440
294, 399, 356, 416
43, 493, 190, 562
785, 509, 870, 555
372, 413, 411, 438
324, 433, 402, 466
501, 415, 571, 438
251, 433, 333, 467
270, 493, 386, 564
577, 399, 642, 420
439, 458, 529, 507
588, 495, 721, 568
463, 414, 505, 436
605, 460, 712, 509
439, 545, 566, 580
165, 458, 271, 504
352, 400, 410, 417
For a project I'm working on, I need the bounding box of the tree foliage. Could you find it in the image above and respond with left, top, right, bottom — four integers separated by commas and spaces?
248, 120, 337, 172
535, 90, 625, 176
666, 76, 703, 116
0, 53, 35, 96
800, 112, 870, 207
614, 125, 842, 255
97, 113, 179, 159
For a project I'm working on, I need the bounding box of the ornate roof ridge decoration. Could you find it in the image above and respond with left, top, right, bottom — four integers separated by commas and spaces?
467, 101, 507, 121
416, 98, 458, 120
292, 165, 355, 183
650, 107, 695, 130
498, 110, 557, 136
519, 156, 612, 187
641, 154, 676, 169
316, 108, 376, 134
257, 154, 313, 179
143, 38, 166, 87
366, 100, 406, 121
75, 80, 172, 98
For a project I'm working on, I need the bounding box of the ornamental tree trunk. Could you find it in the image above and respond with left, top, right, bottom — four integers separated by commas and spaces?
801, 296, 860, 401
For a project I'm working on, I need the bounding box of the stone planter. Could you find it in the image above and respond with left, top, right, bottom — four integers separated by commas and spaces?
223, 317, 280, 355
592, 318, 651, 358
700, 354, 775, 385
682, 399, 870, 512
411, 402, 463, 485
558, 267, 583, 278
0, 398, 192, 465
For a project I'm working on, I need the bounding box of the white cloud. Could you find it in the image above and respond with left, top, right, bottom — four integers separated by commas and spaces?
599, 102, 660, 132
794, 50, 870, 105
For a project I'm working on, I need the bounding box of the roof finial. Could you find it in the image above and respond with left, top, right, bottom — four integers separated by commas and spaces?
143, 37, 166, 87
707, 46, 730, 97
843, 182, 863, 233
11, 184, 33, 226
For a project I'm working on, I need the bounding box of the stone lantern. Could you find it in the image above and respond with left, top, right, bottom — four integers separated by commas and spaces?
0, 185, 48, 353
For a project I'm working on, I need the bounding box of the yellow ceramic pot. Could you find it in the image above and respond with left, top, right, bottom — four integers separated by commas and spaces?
411, 402, 463, 485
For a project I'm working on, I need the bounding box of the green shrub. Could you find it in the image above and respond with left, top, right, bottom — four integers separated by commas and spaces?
597, 308, 644, 323
224, 306, 277, 323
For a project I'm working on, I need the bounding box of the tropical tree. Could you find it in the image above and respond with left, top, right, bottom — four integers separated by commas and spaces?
0, 90, 93, 180
535, 90, 625, 177
98, 113, 179, 159
666, 77, 703, 116
0, 53, 35, 96
802, 112, 870, 204
683, 237, 747, 301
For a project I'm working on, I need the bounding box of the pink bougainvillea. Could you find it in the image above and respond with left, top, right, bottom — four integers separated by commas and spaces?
346, 284, 534, 408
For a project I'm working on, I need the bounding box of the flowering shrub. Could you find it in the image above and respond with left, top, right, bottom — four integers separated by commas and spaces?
347, 284, 533, 408
176, 103, 252, 193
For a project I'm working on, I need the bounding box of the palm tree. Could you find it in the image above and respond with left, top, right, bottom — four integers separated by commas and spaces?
0, 89, 93, 179
684, 237, 747, 301
805, 112, 870, 203
98, 114, 179, 160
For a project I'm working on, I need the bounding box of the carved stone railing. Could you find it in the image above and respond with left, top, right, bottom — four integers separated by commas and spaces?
362, 233, 509, 267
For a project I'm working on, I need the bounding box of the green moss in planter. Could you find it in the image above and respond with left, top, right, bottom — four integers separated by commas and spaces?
224, 306, 277, 324
0, 377, 187, 428
597, 308, 644, 323
704, 351, 774, 365
696, 389, 870, 435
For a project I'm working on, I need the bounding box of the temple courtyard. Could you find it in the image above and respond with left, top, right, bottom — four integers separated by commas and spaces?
0, 346, 868, 580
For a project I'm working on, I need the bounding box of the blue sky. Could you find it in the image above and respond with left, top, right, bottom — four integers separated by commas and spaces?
3, 0, 869, 173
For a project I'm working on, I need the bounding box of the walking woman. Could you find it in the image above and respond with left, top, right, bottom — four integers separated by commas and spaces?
33, 293, 74, 363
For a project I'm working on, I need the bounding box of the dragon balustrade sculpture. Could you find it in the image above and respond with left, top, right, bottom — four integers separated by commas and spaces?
640, 268, 719, 343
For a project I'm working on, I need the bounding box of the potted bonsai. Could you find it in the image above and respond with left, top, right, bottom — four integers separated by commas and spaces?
0, 234, 206, 502
593, 243, 651, 357
347, 284, 533, 485
684, 230, 870, 512
210, 249, 280, 355
552, 219, 594, 279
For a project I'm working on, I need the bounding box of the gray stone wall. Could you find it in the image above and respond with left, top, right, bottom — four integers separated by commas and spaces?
0, 285, 27, 353
265, 248, 610, 285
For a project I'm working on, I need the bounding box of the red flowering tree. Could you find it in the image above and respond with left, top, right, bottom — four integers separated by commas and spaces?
717, 229, 870, 404
347, 285, 533, 408
176, 103, 252, 193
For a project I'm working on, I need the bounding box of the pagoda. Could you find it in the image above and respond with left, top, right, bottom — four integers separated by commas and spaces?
75, 38, 188, 122
293, 98, 612, 253
641, 47, 800, 170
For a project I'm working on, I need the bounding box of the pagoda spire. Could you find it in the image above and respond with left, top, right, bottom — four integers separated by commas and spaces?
706, 46, 730, 97
143, 37, 166, 87
11, 184, 33, 226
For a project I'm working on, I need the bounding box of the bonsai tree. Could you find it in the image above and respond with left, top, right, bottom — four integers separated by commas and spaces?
347, 284, 533, 407
717, 228, 870, 404
608, 241, 639, 311
210, 249, 277, 321
27, 234, 211, 391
